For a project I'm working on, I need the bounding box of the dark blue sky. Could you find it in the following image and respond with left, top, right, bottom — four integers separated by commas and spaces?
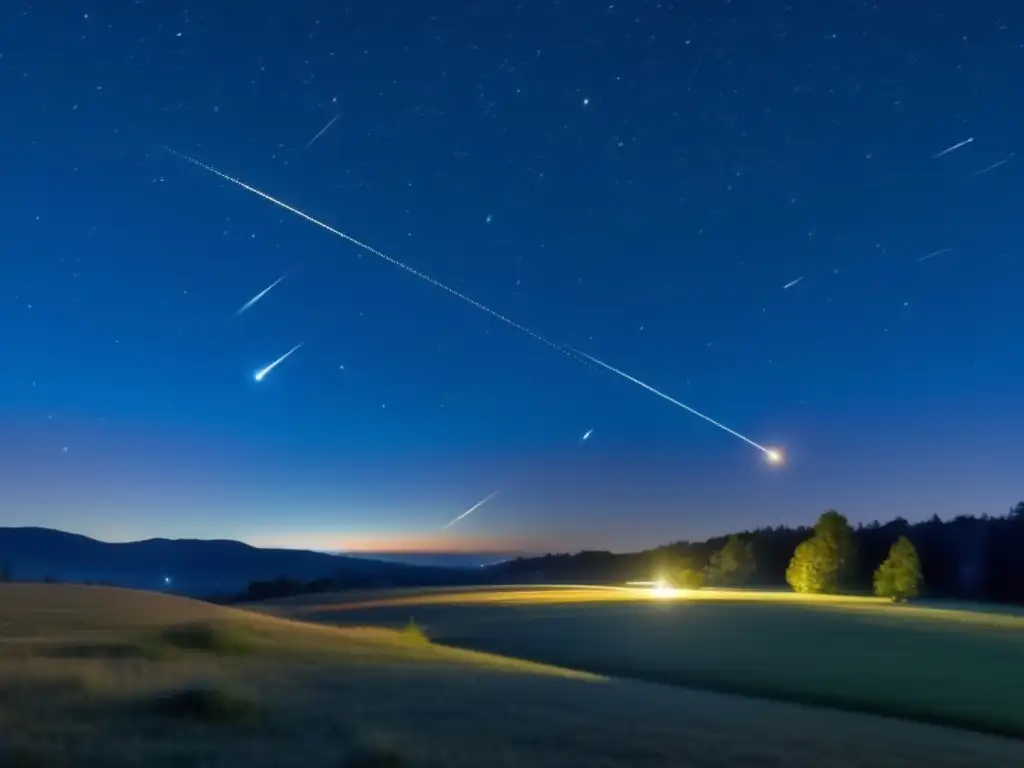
2, 2, 1021, 553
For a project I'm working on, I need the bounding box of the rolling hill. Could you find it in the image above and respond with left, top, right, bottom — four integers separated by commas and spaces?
4, 583, 1023, 767
0, 527, 468, 596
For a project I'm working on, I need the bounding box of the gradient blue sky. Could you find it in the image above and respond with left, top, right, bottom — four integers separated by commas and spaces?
1, 2, 1021, 553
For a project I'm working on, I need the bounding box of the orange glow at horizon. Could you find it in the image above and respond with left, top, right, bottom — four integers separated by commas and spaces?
243, 529, 544, 554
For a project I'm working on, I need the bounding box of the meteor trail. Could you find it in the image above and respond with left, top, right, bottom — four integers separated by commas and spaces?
782, 277, 803, 290
567, 346, 778, 460
169, 150, 568, 357
236, 273, 286, 316
915, 247, 954, 264
172, 150, 781, 458
973, 154, 1014, 176
305, 114, 340, 149
580, 428, 593, 442
254, 342, 304, 382
443, 489, 500, 529
932, 137, 973, 159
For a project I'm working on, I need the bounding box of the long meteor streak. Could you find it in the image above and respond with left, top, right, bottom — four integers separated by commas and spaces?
254, 342, 304, 382
169, 150, 567, 357
443, 490, 500, 529
236, 273, 286, 316
173, 150, 779, 459
567, 346, 776, 458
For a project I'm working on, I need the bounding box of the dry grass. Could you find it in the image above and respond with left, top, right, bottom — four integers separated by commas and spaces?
0, 584, 1022, 767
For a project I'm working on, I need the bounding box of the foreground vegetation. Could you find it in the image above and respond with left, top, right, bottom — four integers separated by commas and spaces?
3, 584, 1024, 766
266, 585, 1024, 740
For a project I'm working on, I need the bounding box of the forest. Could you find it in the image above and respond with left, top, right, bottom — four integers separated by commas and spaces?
491, 501, 1024, 605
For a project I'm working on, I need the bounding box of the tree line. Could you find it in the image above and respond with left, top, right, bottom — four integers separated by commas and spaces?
655, 510, 921, 601
491, 501, 1024, 604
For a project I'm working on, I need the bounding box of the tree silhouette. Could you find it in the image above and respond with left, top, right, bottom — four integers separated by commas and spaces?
874, 536, 922, 602
659, 555, 706, 589
813, 510, 856, 590
707, 534, 756, 586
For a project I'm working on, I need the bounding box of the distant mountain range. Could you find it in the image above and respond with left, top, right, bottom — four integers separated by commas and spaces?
340, 551, 522, 568
0, 527, 474, 597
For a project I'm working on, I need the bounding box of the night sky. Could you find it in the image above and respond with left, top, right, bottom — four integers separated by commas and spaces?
2, 2, 1022, 555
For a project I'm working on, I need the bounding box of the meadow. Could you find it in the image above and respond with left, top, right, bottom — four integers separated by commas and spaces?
261, 585, 1024, 739
1, 583, 1022, 766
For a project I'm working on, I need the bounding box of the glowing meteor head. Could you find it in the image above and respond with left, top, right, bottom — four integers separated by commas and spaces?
765, 447, 785, 466
254, 370, 266, 382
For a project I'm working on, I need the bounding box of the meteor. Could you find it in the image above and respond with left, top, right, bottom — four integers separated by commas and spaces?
567, 346, 781, 462
915, 247, 954, 264
580, 428, 593, 443
443, 489, 500, 529
172, 150, 783, 458
305, 114, 340, 149
973, 153, 1014, 176
168, 150, 568, 357
236, 273, 286, 316
254, 342, 304, 382
932, 137, 973, 159
782, 276, 803, 290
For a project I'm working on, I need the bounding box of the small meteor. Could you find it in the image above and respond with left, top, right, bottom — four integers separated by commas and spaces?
782, 277, 803, 290
169, 150, 568, 357
932, 137, 973, 159
915, 247, 954, 264
567, 346, 781, 462
973, 154, 1014, 176
443, 489, 500, 529
236, 273, 286, 316
580, 428, 593, 443
254, 342, 304, 382
305, 114, 340, 149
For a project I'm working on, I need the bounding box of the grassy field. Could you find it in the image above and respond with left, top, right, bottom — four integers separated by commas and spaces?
2, 584, 1023, 767
260, 585, 1024, 740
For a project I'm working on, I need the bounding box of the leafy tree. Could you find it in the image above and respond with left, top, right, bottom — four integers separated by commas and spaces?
707, 534, 756, 586
492, 497, 1024, 606
785, 511, 856, 594
874, 536, 922, 602
785, 536, 833, 593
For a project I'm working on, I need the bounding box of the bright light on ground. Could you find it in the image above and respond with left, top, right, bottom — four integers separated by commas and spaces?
651, 579, 678, 598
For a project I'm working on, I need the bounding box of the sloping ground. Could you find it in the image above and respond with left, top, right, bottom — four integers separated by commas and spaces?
260, 585, 1024, 740
0, 585, 1020, 767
